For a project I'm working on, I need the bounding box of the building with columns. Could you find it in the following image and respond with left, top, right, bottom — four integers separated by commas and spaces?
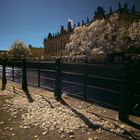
43, 4, 140, 61
29, 45, 44, 60
43, 20, 73, 60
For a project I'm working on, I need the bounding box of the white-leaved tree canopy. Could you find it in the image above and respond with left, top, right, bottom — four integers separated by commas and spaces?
8, 40, 31, 60
66, 13, 140, 57
127, 20, 140, 53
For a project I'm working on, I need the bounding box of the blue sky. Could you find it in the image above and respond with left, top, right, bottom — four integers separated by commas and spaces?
0, 0, 140, 50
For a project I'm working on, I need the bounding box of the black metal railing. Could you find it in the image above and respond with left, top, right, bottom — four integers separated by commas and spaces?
0, 58, 140, 115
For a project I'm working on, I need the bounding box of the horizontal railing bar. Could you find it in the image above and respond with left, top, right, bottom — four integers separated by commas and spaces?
88, 75, 122, 82
27, 68, 38, 71
87, 63, 122, 68
62, 71, 83, 76
28, 82, 38, 87
62, 80, 83, 86
40, 85, 54, 91
40, 77, 55, 81
40, 69, 55, 73
86, 97, 119, 109
27, 75, 38, 78
63, 91, 83, 98
87, 85, 121, 94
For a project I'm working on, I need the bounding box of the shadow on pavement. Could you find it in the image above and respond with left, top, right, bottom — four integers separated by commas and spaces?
41, 95, 54, 108
59, 98, 140, 140
124, 119, 140, 130
23, 89, 34, 102
60, 98, 100, 130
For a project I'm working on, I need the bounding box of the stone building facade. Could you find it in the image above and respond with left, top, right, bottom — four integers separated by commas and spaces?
44, 32, 71, 60
43, 20, 73, 60
43, 6, 140, 61
0, 50, 7, 58
29, 47, 44, 60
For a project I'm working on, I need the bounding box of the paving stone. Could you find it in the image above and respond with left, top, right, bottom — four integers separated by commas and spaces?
69, 134, 75, 138
42, 131, 48, 135
12, 133, 15, 136
4, 89, 132, 137
0, 121, 4, 125
34, 135, 38, 138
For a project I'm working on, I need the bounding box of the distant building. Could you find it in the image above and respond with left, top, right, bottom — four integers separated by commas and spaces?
29, 45, 44, 60
43, 21, 74, 60
44, 32, 71, 60
0, 50, 7, 58
43, 5, 140, 61
106, 8, 140, 24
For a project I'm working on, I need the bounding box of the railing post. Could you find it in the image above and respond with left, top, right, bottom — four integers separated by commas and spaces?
22, 59, 28, 92
2, 58, 7, 90
119, 61, 129, 121
12, 60, 14, 82
119, 55, 137, 122
83, 59, 88, 100
38, 61, 40, 87
54, 58, 62, 101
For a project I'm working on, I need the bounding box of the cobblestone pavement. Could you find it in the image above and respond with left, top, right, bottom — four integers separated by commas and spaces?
0, 81, 140, 140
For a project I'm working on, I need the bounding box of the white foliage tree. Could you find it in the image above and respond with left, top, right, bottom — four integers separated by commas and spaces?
87, 19, 106, 54
102, 13, 120, 53
66, 19, 107, 57
8, 40, 31, 59
116, 20, 140, 53
66, 13, 140, 58
66, 14, 119, 57
128, 20, 140, 53
116, 26, 129, 52
129, 20, 140, 42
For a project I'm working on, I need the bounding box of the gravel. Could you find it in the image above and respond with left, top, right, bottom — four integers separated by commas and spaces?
5, 93, 88, 134
1, 89, 133, 138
